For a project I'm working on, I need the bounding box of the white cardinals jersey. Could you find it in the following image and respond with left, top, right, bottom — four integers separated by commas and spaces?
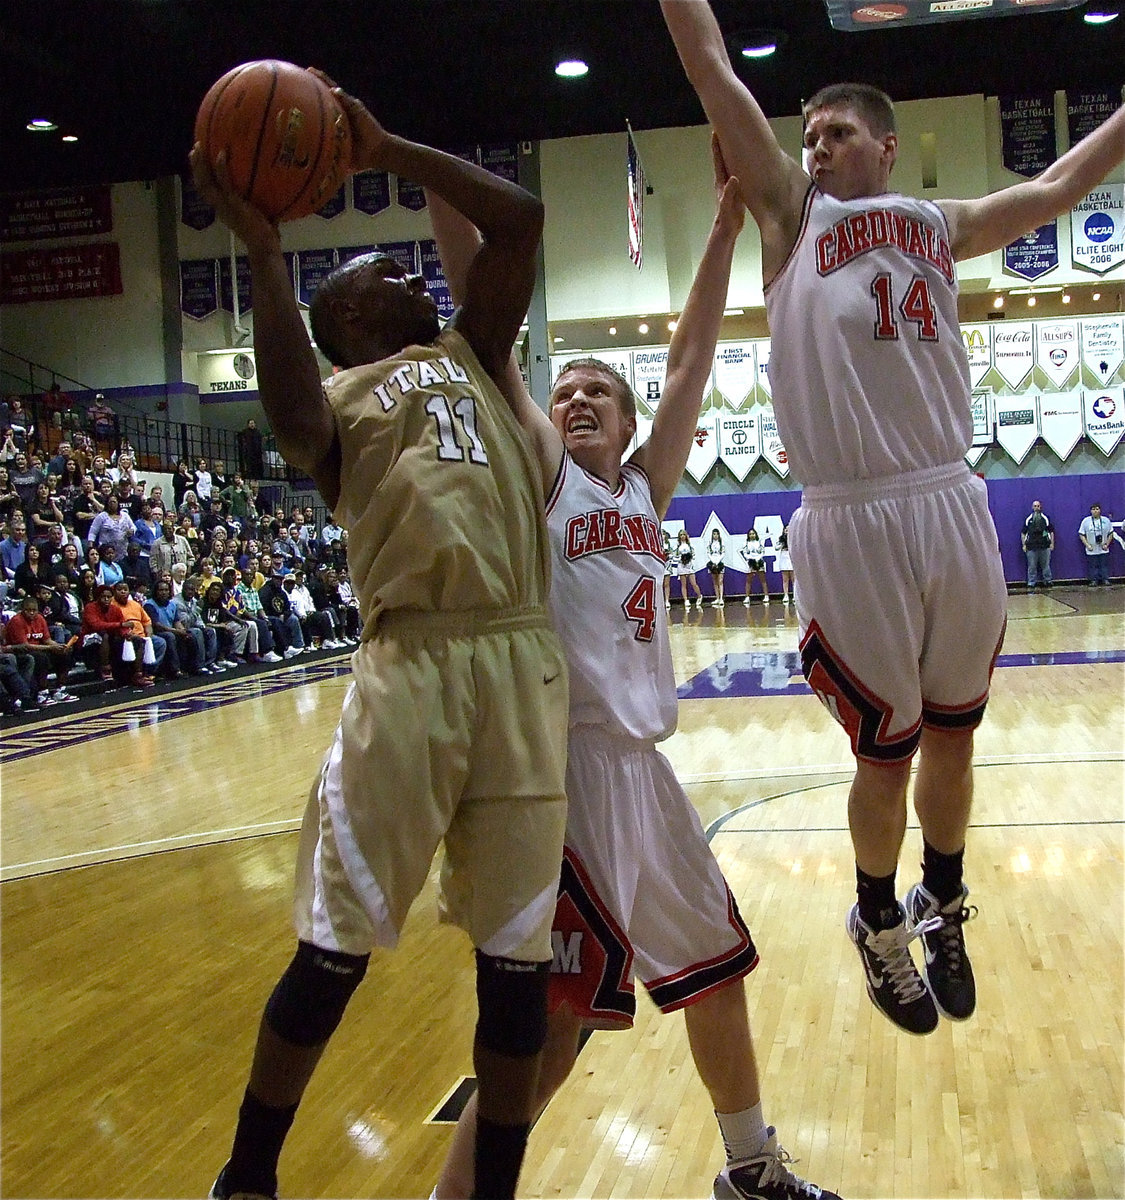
545, 455, 677, 741
765, 186, 972, 486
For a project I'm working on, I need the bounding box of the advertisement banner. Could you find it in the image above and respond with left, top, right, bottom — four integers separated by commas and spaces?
999, 93, 1057, 178
1034, 319, 1079, 388
712, 342, 758, 410
718, 408, 761, 481
758, 404, 790, 478
1038, 390, 1084, 461
684, 411, 722, 483
1002, 221, 1058, 281
991, 322, 1035, 389
1081, 315, 1125, 385
971, 389, 993, 446
0, 242, 123, 304
1071, 184, 1125, 276
197, 349, 258, 397
550, 350, 633, 389
755, 339, 772, 397
0, 186, 113, 241
961, 324, 993, 387
353, 171, 391, 217
631, 348, 670, 408
179, 258, 219, 321
994, 394, 1039, 464
1083, 387, 1125, 456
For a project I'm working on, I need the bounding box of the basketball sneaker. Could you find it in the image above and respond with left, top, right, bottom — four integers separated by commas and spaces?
712, 1128, 840, 1200
846, 903, 940, 1035
209, 1162, 277, 1200
905, 882, 978, 1021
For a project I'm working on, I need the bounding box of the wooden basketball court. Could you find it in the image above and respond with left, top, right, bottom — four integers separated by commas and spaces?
2, 585, 1122, 1199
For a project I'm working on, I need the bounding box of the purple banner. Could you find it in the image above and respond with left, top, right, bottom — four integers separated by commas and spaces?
338, 245, 377, 267
314, 182, 347, 219
179, 259, 218, 320
418, 239, 455, 319
219, 255, 253, 315
353, 171, 391, 216
296, 249, 338, 307
480, 144, 519, 185
999, 94, 1057, 178
1003, 221, 1059, 281
377, 240, 420, 275
0, 186, 113, 242
395, 177, 427, 212
1067, 90, 1121, 149
179, 175, 216, 231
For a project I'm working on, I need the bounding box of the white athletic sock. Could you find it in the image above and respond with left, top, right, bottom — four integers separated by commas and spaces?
716, 1102, 768, 1164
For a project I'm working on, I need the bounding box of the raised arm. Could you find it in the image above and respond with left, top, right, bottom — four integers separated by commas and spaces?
425, 189, 563, 494
660, 0, 807, 279
941, 102, 1125, 262
632, 136, 745, 518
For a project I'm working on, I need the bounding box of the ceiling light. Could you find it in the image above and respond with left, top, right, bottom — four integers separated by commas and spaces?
724, 308, 745, 317
62, 134, 78, 143
553, 335, 564, 343
27, 119, 57, 132
1062, 293, 1071, 304
667, 319, 678, 331
741, 42, 777, 58
993, 296, 1004, 308
608, 326, 617, 336
638, 323, 649, 334
1084, 11, 1119, 25
555, 59, 588, 78
1093, 292, 1102, 300
1027, 296, 1036, 307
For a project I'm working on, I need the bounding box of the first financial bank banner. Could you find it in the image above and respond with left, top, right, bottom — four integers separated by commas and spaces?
1072, 184, 1125, 276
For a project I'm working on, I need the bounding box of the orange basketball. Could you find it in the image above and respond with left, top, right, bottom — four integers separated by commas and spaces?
194, 60, 352, 222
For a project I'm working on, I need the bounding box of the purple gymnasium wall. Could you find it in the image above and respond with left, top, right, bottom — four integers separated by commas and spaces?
666, 471, 1125, 591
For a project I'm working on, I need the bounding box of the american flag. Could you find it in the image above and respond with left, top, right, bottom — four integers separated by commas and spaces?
627, 125, 645, 269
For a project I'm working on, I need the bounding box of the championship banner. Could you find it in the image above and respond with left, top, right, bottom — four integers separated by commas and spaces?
627, 125, 646, 269
1081, 315, 1125, 385
337, 244, 377, 267
991, 322, 1035, 389
631, 348, 670, 408
755, 339, 772, 397
0, 242, 122, 304
1083, 387, 1125, 456
179, 175, 215, 231
1071, 184, 1125, 275
718, 407, 761, 481
712, 342, 758, 410
481, 144, 519, 184
418, 239, 455, 319
961, 324, 993, 387
999, 93, 1057, 178
970, 389, 993, 446
1035, 319, 1079, 388
179, 258, 219, 321
353, 171, 391, 217
1002, 221, 1058, 281
994, 394, 1039, 464
378, 240, 422, 276
296, 249, 338, 307
314, 183, 347, 220
1038, 390, 1084, 461
218, 255, 252, 316
0, 186, 113, 242
1067, 90, 1121, 149
758, 404, 790, 478
395, 177, 427, 212
684, 410, 722, 483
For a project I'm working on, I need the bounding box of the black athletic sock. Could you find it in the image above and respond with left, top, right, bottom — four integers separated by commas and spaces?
921, 840, 965, 907
223, 1090, 297, 1197
856, 865, 901, 931
472, 1116, 531, 1200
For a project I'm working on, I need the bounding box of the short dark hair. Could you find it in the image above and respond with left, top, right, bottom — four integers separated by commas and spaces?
309, 253, 398, 368
803, 83, 896, 137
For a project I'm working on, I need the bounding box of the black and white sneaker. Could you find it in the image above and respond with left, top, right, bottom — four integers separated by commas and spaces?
209, 1162, 277, 1200
846, 903, 940, 1035
713, 1128, 840, 1199
906, 882, 978, 1021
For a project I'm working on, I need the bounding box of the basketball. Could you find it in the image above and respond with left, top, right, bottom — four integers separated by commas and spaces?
194, 60, 352, 222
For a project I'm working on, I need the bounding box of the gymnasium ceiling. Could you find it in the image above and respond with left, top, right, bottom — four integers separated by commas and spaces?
1, 0, 1122, 195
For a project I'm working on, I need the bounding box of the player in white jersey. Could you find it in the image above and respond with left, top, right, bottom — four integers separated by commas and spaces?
662, 0, 1125, 1038
429, 139, 839, 1200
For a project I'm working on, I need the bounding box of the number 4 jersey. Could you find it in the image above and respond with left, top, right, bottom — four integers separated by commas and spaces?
764, 185, 973, 486
545, 455, 677, 742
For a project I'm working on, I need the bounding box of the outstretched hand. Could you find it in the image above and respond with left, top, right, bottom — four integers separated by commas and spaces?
308, 68, 390, 175
712, 131, 745, 235
189, 143, 280, 255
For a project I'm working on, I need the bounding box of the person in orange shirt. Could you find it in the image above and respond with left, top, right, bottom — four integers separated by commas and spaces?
111, 580, 163, 683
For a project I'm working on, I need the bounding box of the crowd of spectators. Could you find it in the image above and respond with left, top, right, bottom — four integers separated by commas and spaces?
0, 397, 356, 715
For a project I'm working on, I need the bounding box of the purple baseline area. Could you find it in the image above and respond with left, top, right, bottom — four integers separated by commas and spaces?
677, 648, 1125, 700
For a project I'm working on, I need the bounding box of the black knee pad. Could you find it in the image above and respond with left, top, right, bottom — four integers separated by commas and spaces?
474, 951, 549, 1058
264, 941, 369, 1047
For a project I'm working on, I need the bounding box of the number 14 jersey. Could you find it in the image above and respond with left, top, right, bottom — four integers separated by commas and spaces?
764, 185, 973, 486
545, 455, 677, 742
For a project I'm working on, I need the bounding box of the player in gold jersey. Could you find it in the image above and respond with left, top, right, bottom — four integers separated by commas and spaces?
191, 75, 567, 1200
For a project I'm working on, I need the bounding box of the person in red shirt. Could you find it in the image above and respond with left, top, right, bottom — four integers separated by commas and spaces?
81, 581, 151, 685
3, 595, 75, 703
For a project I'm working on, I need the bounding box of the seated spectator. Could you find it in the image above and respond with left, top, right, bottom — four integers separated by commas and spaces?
335, 566, 362, 638
0, 647, 37, 713
0, 429, 18, 464
271, 525, 301, 566
131, 500, 159, 557
145, 577, 208, 677
88, 493, 135, 561
38, 524, 70, 577
225, 567, 280, 661
69, 476, 103, 542
112, 580, 163, 679
11, 543, 49, 602
200, 495, 227, 541
108, 451, 138, 489
57, 456, 85, 505
284, 568, 338, 648
179, 491, 203, 528
169, 561, 188, 597
27, 482, 65, 542
320, 512, 344, 547
201, 579, 251, 666
97, 544, 125, 588
4, 594, 76, 704
120, 541, 153, 592
323, 529, 348, 571
59, 540, 83, 586
311, 566, 359, 643
210, 459, 230, 495
0, 466, 19, 525
254, 566, 304, 658
76, 568, 100, 610
1, 516, 29, 583
10, 452, 45, 510
150, 515, 194, 579
180, 576, 223, 672
44, 573, 83, 644
47, 440, 73, 479
87, 454, 112, 492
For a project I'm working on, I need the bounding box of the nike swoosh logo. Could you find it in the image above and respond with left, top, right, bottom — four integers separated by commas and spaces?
543, 672, 560, 685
